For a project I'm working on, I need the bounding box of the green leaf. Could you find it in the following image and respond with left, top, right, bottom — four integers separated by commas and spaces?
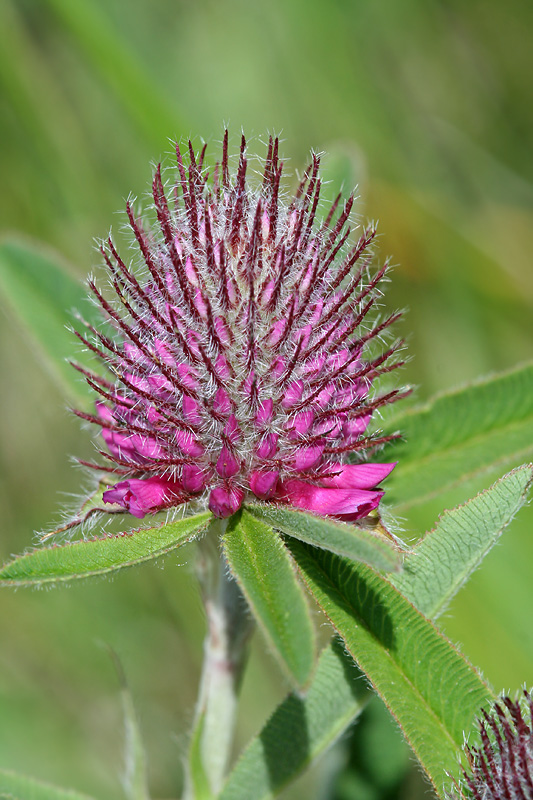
220, 638, 368, 800
0, 237, 98, 406
0, 768, 95, 800
222, 465, 531, 797
381, 362, 533, 509
222, 510, 315, 687
290, 542, 495, 795
392, 464, 533, 619
245, 504, 403, 572
187, 712, 215, 800
0, 512, 212, 586
223, 465, 531, 797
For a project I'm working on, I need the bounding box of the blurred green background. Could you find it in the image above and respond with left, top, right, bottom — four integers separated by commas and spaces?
0, 0, 532, 798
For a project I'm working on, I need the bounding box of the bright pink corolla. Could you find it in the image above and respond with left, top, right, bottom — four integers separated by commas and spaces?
75, 133, 406, 520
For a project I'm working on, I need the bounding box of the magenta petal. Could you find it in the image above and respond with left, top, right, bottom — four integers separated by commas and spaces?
176, 430, 205, 457
182, 464, 207, 494
101, 429, 146, 463
224, 415, 241, 443
277, 479, 384, 520
182, 395, 202, 424
260, 279, 275, 306
319, 462, 396, 490
216, 446, 240, 478
176, 362, 199, 390
154, 338, 176, 367
103, 477, 185, 518
293, 410, 314, 435
249, 470, 280, 500
256, 432, 278, 459
213, 387, 232, 414
95, 402, 115, 423
129, 434, 164, 460
293, 444, 324, 471
282, 380, 304, 409
208, 485, 244, 518
342, 415, 371, 439
214, 316, 231, 346
268, 318, 286, 346
255, 398, 274, 426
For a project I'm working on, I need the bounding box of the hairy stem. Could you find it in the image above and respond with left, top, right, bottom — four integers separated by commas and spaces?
187, 520, 254, 796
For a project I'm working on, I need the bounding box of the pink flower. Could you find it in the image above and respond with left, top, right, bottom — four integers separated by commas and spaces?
447, 690, 533, 800
75, 133, 406, 520
102, 477, 185, 518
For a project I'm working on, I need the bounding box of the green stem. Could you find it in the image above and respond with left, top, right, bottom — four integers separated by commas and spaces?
188, 520, 254, 797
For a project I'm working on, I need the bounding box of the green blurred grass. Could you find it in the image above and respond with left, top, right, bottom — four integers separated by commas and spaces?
0, 0, 532, 798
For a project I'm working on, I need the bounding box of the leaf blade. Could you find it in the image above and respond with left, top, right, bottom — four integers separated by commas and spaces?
187, 712, 215, 800
381, 362, 533, 509
222, 510, 315, 687
223, 465, 532, 799
220, 639, 368, 800
392, 464, 533, 619
245, 504, 403, 573
0, 512, 212, 585
290, 542, 494, 795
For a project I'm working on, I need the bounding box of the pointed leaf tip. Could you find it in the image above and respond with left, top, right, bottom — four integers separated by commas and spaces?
0, 512, 212, 585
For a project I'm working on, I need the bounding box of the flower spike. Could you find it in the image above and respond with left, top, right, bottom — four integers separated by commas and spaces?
74, 133, 407, 521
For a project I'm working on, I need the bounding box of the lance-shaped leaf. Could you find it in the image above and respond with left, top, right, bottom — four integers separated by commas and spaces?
220, 638, 368, 800
0, 237, 100, 406
290, 542, 495, 795
392, 464, 533, 619
224, 464, 533, 798
0, 767, 96, 800
187, 712, 215, 800
222, 509, 315, 687
246, 504, 403, 572
381, 362, 533, 509
0, 512, 212, 586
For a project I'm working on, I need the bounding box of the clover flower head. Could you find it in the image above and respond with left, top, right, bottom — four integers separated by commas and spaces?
74, 132, 406, 521
448, 690, 533, 799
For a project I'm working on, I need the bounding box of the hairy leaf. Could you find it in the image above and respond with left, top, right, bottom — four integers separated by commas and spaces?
222, 464, 532, 798
0, 512, 211, 585
220, 638, 368, 800
245, 504, 403, 572
222, 510, 315, 687
392, 464, 533, 619
291, 542, 494, 795
381, 362, 533, 508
